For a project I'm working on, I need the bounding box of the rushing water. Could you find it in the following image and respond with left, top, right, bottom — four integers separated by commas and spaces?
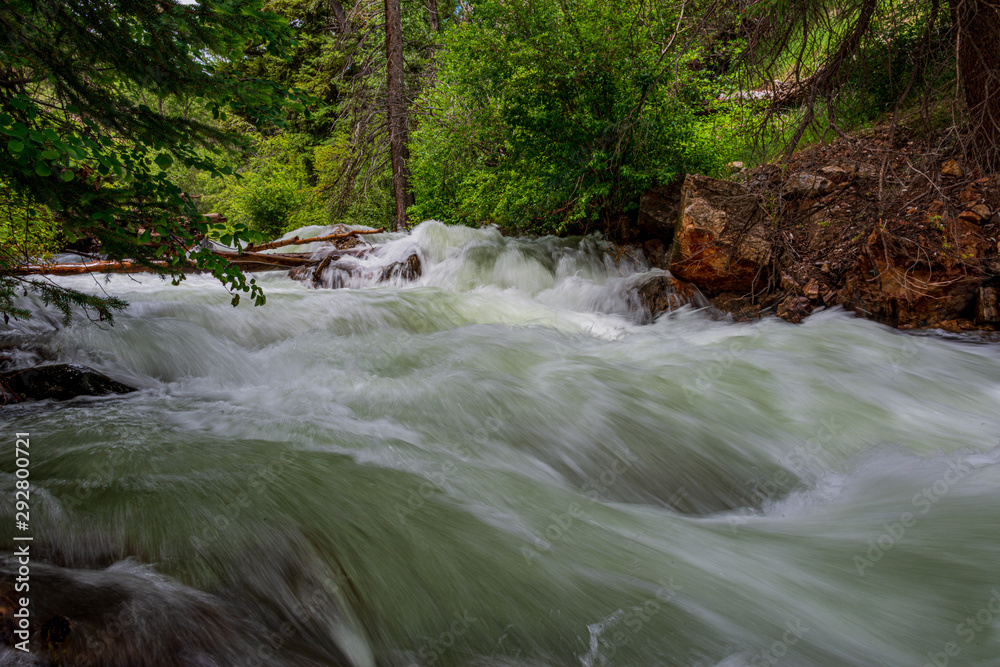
2, 221, 1000, 667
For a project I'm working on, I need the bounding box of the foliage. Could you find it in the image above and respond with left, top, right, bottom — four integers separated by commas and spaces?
210, 132, 331, 238
408, 0, 725, 235
0, 0, 302, 322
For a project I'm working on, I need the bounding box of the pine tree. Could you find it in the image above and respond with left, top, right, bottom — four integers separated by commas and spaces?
0, 0, 300, 321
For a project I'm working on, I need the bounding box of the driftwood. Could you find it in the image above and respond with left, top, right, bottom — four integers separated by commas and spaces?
11, 228, 384, 277
243, 228, 383, 253
12, 252, 322, 276
9, 259, 177, 276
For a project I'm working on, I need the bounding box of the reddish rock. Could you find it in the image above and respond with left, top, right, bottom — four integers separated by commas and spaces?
941, 159, 964, 177
958, 210, 983, 225
776, 296, 813, 323
668, 175, 771, 295
841, 228, 982, 328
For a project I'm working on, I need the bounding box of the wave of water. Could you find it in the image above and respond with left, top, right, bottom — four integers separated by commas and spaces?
2, 221, 1000, 666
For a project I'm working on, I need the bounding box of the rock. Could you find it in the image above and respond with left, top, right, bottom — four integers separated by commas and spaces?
941, 159, 964, 177
776, 296, 812, 323
780, 273, 800, 293
633, 238, 669, 270
803, 279, 820, 300
708, 292, 762, 321
378, 253, 422, 283
972, 204, 992, 220
785, 172, 832, 198
818, 165, 849, 181
976, 285, 1000, 323
668, 175, 772, 295
849, 163, 880, 179
0, 364, 136, 402
636, 178, 684, 246
726, 161, 745, 173
958, 210, 983, 225
840, 226, 983, 328
632, 273, 708, 320
959, 186, 978, 203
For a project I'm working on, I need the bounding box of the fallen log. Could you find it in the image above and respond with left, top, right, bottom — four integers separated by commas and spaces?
8, 259, 176, 276
243, 228, 384, 253
10, 230, 384, 277
11, 251, 323, 276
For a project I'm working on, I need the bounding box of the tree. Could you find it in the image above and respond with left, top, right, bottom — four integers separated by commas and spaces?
736, 0, 1000, 170
384, 0, 413, 231
951, 0, 1000, 168
427, 0, 440, 32
408, 0, 724, 235
0, 0, 299, 322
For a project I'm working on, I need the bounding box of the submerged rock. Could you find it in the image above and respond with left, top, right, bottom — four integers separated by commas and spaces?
0, 364, 135, 402
632, 273, 709, 320
378, 253, 422, 283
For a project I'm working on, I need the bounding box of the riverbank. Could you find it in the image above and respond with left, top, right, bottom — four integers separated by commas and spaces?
628, 123, 1000, 332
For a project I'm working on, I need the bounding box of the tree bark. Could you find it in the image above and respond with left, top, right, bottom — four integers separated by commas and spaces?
427, 0, 440, 31
950, 0, 1000, 170
329, 0, 350, 34
384, 0, 414, 232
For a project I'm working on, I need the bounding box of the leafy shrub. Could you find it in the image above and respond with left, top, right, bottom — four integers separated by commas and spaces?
409, 0, 725, 236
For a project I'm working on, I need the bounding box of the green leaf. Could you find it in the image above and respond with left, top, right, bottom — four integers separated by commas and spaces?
8, 140, 24, 153
42, 149, 60, 160
60, 170, 74, 182
35, 161, 52, 177
154, 153, 173, 170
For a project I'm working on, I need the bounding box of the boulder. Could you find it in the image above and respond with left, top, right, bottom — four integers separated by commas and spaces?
632, 273, 708, 320
636, 178, 684, 246
1, 364, 136, 402
976, 285, 1000, 324
668, 174, 772, 295
841, 225, 984, 328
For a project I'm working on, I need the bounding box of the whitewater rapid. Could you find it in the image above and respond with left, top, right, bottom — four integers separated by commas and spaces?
2, 221, 1000, 666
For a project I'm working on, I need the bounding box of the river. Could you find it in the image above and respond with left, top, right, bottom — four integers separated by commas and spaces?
2, 221, 1000, 666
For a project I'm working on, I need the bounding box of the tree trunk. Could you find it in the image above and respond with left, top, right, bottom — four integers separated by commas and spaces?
384, 0, 414, 232
427, 0, 440, 31
950, 0, 1000, 170
329, 0, 350, 34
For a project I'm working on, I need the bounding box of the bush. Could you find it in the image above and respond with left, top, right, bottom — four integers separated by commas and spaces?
408, 0, 725, 236
210, 133, 330, 239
